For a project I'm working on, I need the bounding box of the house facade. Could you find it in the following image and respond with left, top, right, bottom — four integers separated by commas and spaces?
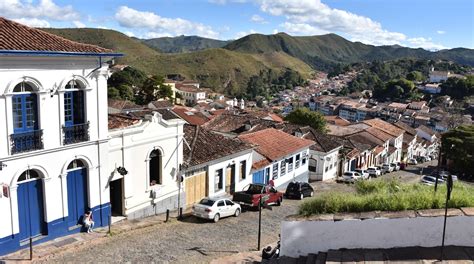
239, 128, 314, 190
182, 125, 254, 207
0, 18, 120, 255
107, 111, 185, 220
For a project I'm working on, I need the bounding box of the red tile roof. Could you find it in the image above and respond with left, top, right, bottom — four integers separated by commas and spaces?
0, 17, 113, 54
363, 118, 404, 137
239, 128, 314, 161
108, 114, 141, 130
172, 107, 210, 126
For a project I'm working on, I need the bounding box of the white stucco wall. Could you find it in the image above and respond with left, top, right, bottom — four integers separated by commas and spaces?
108, 113, 185, 216
281, 213, 474, 258
266, 148, 310, 188
206, 151, 253, 197
0, 56, 111, 241
309, 148, 340, 181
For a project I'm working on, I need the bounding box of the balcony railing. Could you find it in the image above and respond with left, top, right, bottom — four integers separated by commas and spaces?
11, 130, 44, 154
63, 122, 90, 145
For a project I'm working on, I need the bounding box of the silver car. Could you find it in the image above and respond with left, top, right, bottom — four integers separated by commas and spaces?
193, 198, 241, 222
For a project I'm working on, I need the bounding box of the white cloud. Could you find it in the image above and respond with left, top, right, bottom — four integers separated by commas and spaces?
0, 0, 79, 21
250, 14, 267, 24
407, 37, 447, 51
115, 6, 219, 39
437, 30, 446, 35
13, 18, 50, 28
235, 29, 258, 39
273, 29, 279, 34
280, 22, 329, 36
73, 21, 86, 28
259, 0, 407, 45
124, 31, 135, 37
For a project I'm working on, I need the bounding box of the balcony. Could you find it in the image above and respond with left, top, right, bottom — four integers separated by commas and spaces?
11, 130, 44, 154
63, 122, 90, 145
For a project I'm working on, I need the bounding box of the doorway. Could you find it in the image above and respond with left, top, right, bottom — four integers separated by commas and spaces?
110, 178, 124, 216
17, 170, 46, 241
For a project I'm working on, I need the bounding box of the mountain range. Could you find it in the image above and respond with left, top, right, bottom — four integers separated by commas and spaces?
42, 28, 474, 95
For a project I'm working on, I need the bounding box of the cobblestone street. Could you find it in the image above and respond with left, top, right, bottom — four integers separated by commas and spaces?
19, 161, 452, 263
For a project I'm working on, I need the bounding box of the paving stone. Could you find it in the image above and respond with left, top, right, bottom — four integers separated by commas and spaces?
460, 207, 474, 216
359, 211, 379, 220
333, 212, 361, 221
52, 237, 77, 248
416, 209, 464, 217
378, 210, 416, 219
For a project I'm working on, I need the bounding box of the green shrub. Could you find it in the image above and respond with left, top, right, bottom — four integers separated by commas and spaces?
299, 180, 474, 216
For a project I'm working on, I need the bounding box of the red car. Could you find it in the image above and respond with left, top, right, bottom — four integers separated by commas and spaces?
232, 184, 283, 208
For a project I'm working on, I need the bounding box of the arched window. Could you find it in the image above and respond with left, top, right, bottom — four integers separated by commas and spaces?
67, 159, 85, 170
63, 80, 88, 145
18, 170, 40, 182
11, 82, 42, 154
64, 80, 85, 127
149, 150, 162, 186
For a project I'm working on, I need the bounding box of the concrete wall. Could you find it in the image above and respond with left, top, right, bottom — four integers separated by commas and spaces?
280, 209, 474, 258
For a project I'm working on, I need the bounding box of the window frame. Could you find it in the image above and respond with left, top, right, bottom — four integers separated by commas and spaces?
215, 168, 223, 191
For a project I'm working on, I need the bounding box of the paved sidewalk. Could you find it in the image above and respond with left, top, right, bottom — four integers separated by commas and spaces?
0, 212, 175, 263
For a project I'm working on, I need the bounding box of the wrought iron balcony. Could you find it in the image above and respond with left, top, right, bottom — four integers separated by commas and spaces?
11, 130, 44, 154
63, 122, 90, 145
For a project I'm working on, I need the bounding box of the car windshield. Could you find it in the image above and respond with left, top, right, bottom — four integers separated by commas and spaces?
287, 183, 299, 191
199, 198, 215, 206
246, 184, 264, 194
343, 172, 353, 177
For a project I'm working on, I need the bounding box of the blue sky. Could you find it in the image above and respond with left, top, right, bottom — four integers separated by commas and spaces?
1, 0, 473, 50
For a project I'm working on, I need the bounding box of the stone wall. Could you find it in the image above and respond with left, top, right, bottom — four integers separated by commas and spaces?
281, 208, 474, 258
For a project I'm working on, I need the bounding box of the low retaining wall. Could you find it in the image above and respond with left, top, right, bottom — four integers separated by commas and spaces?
281, 208, 474, 258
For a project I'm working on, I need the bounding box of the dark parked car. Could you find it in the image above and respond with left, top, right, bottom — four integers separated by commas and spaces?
285, 182, 314, 200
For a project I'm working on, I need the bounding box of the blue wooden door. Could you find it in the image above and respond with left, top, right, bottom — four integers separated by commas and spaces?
252, 170, 265, 184
17, 179, 45, 241
67, 168, 88, 227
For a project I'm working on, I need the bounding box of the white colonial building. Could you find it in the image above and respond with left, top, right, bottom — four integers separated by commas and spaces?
107, 110, 185, 220
0, 18, 121, 255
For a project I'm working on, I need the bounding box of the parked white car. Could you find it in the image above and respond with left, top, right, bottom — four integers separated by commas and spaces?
367, 167, 382, 178
391, 162, 400, 171
342, 171, 363, 183
382, 163, 394, 173
354, 169, 370, 179
421, 175, 445, 186
408, 158, 418, 165
193, 198, 241, 222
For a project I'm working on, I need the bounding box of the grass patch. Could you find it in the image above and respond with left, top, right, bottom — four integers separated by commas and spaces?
299, 179, 474, 216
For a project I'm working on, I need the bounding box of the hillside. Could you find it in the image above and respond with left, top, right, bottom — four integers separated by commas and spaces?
142, 35, 230, 53
224, 33, 474, 69
42, 28, 161, 71
42, 28, 311, 95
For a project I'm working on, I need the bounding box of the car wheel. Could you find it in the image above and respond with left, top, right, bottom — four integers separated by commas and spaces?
277, 197, 282, 206
310, 191, 314, 197
300, 193, 304, 200
234, 209, 240, 217
213, 213, 220, 223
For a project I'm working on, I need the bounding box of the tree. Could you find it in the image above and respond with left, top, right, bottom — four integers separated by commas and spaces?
441, 125, 474, 176
441, 76, 474, 99
406, 71, 424, 82
284, 108, 327, 133
137, 75, 173, 104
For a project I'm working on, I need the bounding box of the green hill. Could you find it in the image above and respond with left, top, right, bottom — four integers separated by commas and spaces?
224, 33, 474, 70
42, 28, 312, 95
42, 28, 161, 71
142, 35, 230, 53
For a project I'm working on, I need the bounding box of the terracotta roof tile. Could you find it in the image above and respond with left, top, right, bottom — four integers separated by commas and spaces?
108, 114, 141, 130
363, 118, 404, 137
393, 121, 417, 136
183, 125, 254, 168
238, 128, 314, 161
0, 17, 113, 54
172, 107, 210, 125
